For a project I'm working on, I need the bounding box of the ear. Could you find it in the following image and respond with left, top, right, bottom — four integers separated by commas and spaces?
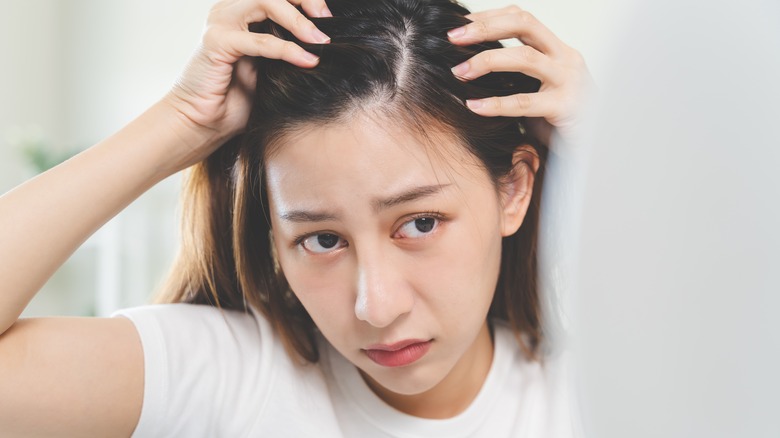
499, 145, 541, 237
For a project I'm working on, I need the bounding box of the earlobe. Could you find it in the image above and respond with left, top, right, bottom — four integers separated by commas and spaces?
499, 145, 540, 237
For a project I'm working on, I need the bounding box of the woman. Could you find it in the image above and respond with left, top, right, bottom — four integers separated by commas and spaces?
0, 0, 590, 436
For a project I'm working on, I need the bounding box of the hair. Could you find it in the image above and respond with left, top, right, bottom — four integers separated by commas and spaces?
155, 0, 549, 363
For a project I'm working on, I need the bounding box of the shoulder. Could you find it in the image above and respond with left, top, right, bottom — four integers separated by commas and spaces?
110, 303, 285, 436
111, 302, 281, 382
113, 303, 277, 363
113, 302, 261, 330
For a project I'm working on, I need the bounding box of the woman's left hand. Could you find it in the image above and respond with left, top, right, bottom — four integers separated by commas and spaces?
447, 5, 594, 148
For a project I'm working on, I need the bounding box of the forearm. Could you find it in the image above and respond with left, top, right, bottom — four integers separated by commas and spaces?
0, 99, 216, 334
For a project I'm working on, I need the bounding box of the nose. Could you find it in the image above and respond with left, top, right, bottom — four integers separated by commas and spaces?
354, 249, 415, 328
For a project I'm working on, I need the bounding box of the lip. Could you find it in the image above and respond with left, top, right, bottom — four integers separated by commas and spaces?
363, 339, 433, 367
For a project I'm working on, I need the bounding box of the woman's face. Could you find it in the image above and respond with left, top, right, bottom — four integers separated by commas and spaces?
265, 116, 520, 398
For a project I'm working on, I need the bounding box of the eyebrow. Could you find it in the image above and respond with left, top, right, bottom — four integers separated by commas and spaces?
372, 183, 452, 212
278, 183, 452, 223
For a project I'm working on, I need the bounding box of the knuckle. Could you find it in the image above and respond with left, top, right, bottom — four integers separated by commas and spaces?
206, 6, 221, 24
517, 10, 537, 26
474, 20, 489, 37
505, 5, 524, 16
206, 0, 233, 25
505, 46, 533, 66
569, 48, 587, 67
490, 96, 503, 111
480, 50, 495, 67
294, 13, 313, 31
202, 26, 220, 48
510, 46, 527, 63
282, 40, 299, 56
518, 45, 538, 63
512, 93, 532, 109
253, 33, 273, 46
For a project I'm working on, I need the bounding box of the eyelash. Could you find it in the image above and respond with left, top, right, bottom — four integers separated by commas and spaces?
398, 211, 446, 238
291, 210, 447, 249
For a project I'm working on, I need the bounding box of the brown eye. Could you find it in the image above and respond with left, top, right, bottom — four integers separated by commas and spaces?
398, 216, 439, 238
317, 234, 339, 248
414, 217, 435, 233
301, 233, 346, 254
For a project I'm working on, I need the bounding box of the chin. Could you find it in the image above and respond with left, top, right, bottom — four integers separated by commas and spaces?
360, 357, 451, 396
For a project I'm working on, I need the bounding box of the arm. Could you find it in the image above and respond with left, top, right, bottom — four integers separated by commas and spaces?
0, 317, 143, 436
0, 0, 332, 434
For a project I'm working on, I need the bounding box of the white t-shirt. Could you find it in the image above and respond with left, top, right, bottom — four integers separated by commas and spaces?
113, 303, 581, 437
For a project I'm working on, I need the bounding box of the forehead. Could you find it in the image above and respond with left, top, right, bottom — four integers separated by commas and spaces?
264, 117, 491, 210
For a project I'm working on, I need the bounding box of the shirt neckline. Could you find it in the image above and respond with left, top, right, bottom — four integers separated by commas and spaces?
325, 320, 516, 437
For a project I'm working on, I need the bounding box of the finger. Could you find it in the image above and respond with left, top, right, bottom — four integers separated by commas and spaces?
244, 0, 330, 44
449, 6, 564, 56
464, 8, 506, 22
289, 0, 333, 18
451, 45, 563, 85
227, 30, 321, 67
465, 92, 554, 118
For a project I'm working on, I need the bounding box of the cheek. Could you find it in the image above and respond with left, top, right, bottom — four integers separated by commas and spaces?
410, 212, 503, 319
275, 248, 356, 331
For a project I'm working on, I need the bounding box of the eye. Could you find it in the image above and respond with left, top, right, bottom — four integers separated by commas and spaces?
396, 216, 439, 239
300, 233, 347, 254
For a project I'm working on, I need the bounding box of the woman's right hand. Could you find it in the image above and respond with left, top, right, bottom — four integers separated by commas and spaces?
163, 0, 333, 168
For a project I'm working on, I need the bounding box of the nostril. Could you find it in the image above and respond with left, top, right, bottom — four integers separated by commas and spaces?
354, 285, 415, 329
354, 282, 394, 328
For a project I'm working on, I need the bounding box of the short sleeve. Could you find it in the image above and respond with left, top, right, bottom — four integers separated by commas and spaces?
112, 303, 277, 437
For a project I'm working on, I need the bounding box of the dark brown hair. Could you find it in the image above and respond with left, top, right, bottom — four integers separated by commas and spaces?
156, 0, 548, 362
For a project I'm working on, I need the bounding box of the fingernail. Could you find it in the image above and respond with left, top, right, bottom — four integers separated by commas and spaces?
466, 99, 484, 110
321, 6, 333, 17
451, 62, 470, 78
302, 51, 320, 64
311, 28, 331, 44
447, 26, 467, 39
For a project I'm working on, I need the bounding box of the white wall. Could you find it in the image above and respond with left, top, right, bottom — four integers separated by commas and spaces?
59, 0, 214, 146
0, 0, 66, 193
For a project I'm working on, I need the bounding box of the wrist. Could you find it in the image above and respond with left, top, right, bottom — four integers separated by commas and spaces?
150, 95, 228, 175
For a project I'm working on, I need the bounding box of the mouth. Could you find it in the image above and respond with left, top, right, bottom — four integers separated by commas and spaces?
362, 339, 433, 367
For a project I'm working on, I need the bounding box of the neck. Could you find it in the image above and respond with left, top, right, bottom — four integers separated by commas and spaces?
361, 321, 494, 419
